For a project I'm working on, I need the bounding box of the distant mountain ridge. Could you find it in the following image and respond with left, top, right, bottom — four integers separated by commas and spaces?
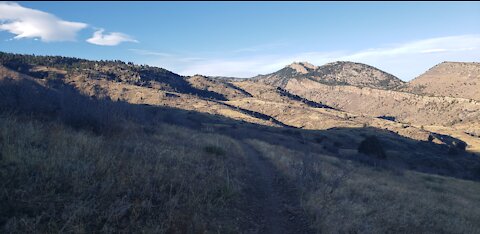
1, 51, 479, 129
253, 61, 405, 89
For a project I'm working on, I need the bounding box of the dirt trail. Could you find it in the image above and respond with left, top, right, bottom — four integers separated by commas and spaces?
240, 142, 313, 234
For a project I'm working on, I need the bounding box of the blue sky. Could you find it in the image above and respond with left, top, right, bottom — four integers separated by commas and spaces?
1, 2, 479, 80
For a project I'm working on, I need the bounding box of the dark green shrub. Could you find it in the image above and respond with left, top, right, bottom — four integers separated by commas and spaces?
204, 145, 226, 156
358, 136, 386, 159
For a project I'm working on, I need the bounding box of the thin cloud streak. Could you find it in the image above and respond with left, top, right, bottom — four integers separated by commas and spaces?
342, 34, 480, 60
129, 49, 172, 57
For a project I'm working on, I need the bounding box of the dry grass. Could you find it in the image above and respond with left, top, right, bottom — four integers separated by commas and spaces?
0, 114, 247, 233
248, 139, 480, 233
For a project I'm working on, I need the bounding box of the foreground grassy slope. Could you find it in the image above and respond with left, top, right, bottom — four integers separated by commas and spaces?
0, 115, 251, 233
3, 112, 480, 233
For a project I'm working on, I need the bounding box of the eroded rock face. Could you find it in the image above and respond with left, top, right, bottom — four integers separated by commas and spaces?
287, 62, 318, 74
399, 62, 480, 101
254, 61, 404, 89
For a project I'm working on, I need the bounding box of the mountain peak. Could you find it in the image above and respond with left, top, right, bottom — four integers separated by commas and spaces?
287, 62, 318, 74
258, 61, 404, 89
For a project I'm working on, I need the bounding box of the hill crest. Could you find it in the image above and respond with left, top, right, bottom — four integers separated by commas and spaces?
255, 60, 405, 89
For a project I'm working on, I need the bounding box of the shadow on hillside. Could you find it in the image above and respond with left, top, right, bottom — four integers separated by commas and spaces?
0, 53, 229, 101
137, 68, 229, 101
1, 77, 479, 181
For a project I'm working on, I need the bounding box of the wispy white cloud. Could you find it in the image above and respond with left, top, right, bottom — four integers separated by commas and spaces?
148, 34, 480, 80
0, 1, 87, 41
87, 29, 138, 46
178, 56, 281, 77
338, 34, 480, 79
342, 34, 480, 60
420, 48, 449, 54
177, 57, 205, 62
129, 49, 172, 57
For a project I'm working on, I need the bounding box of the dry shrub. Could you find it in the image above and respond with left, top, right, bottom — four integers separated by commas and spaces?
358, 135, 387, 159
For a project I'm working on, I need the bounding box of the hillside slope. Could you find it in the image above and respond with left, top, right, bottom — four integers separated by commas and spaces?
399, 62, 480, 101
284, 78, 480, 127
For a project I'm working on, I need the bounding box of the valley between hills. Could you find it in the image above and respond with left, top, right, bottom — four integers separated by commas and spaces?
1, 51, 480, 233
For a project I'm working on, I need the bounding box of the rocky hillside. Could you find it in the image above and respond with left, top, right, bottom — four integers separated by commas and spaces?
399, 62, 480, 101
284, 78, 480, 127
254, 61, 404, 89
